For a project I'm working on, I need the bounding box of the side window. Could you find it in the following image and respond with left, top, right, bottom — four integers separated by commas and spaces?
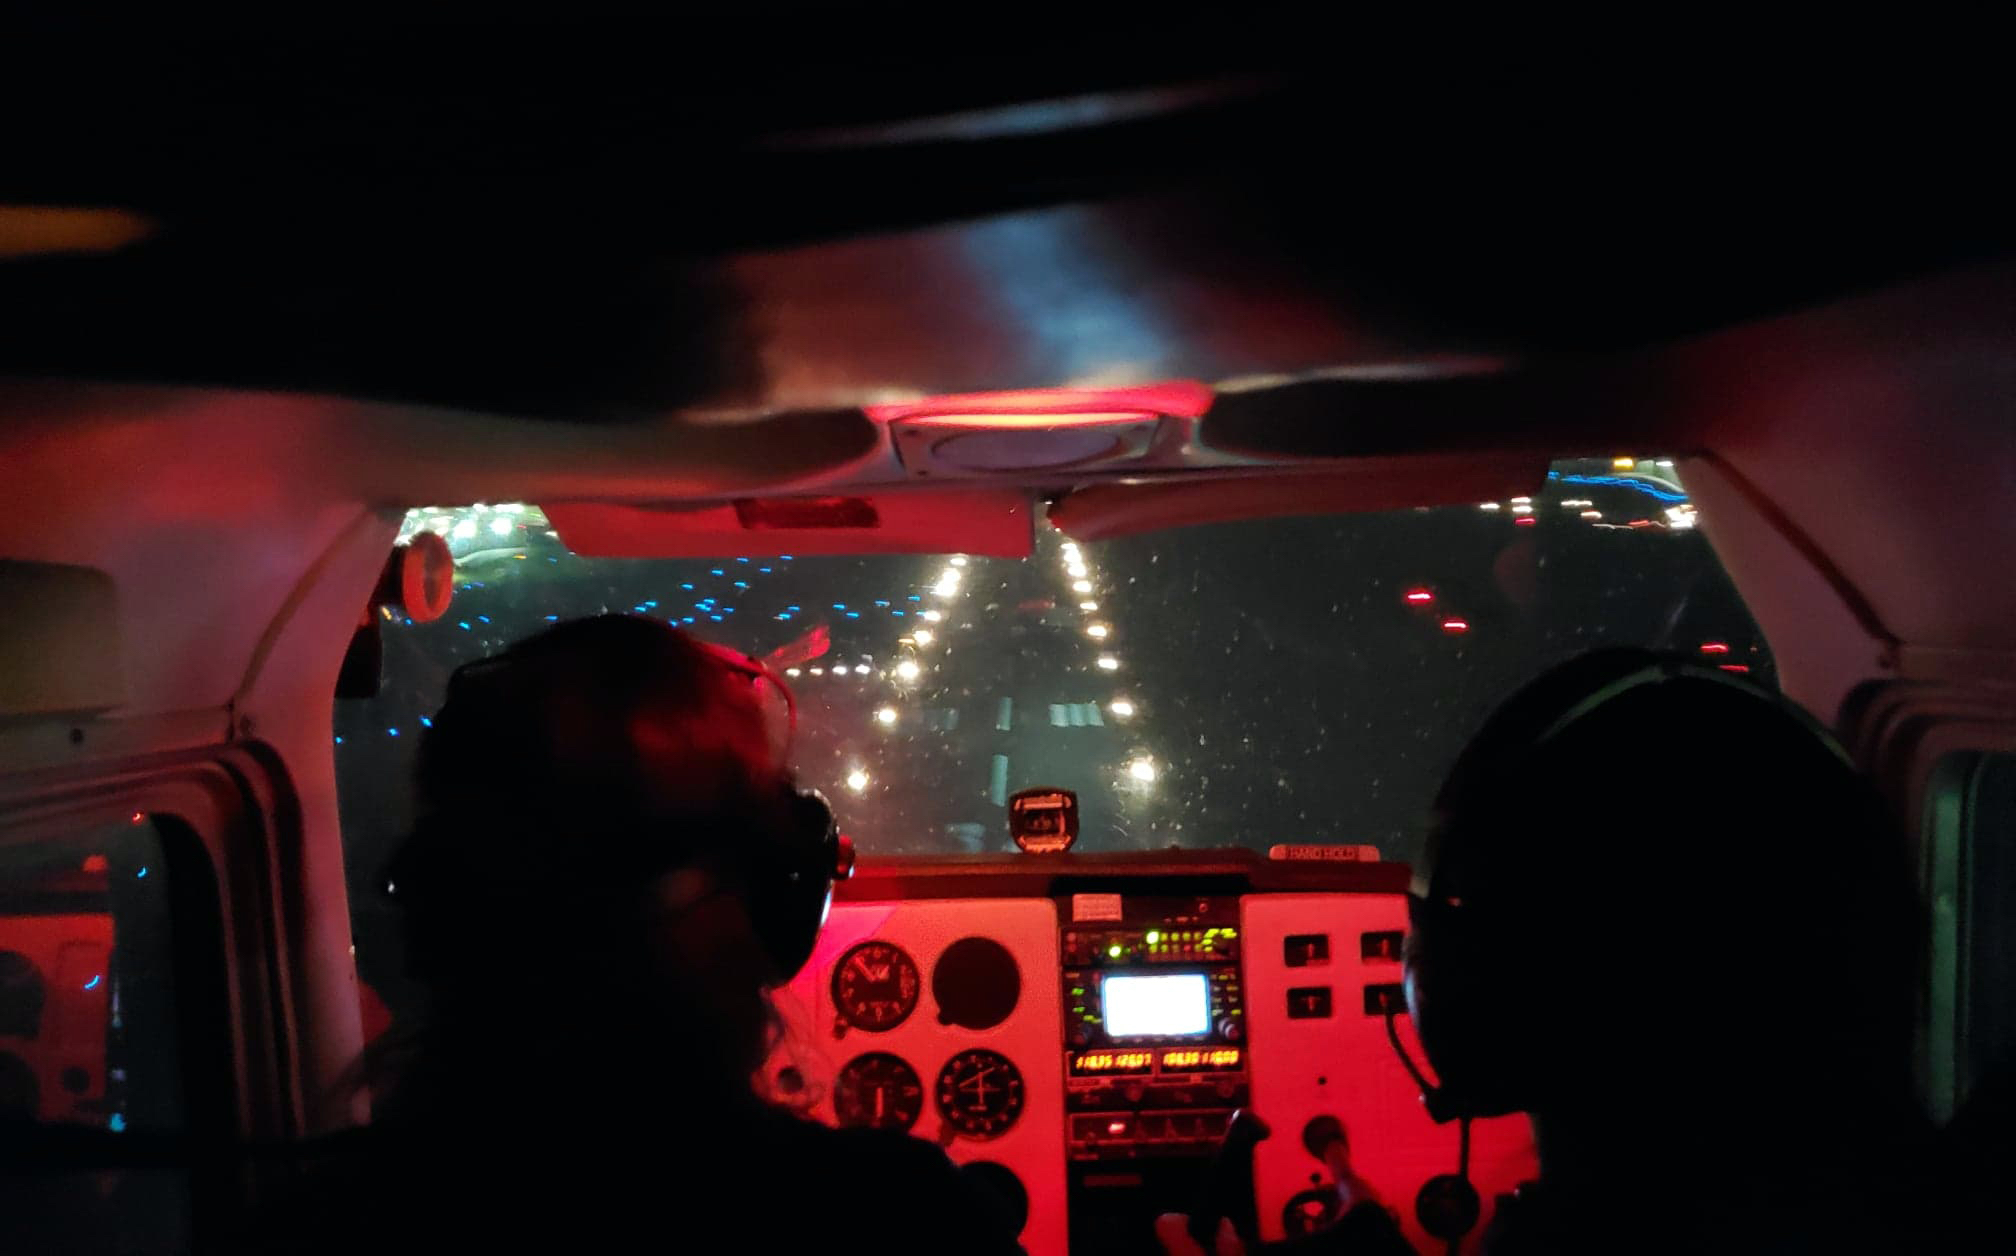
1926, 751, 2016, 1120
1, 814, 217, 1254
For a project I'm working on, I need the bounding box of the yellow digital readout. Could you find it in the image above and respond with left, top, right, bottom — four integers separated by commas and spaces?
1072, 1050, 1156, 1074
1160, 1048, 1241, 1071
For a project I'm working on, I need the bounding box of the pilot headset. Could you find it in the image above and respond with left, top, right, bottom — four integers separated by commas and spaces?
382, 615, 853, 985
1392, 648, 1854, 1124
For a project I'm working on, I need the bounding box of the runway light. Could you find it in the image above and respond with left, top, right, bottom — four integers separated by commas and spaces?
1479, 502, 1501, 511
1511, 503, 1534, 515
1109, 699, 1135, 718
895, 659, 922, 681
854, 664, 872, 675
913, 628, 935, 646
809, 667, 824, 676
1073, 580, 1094, 594
1067, 562, 1089, 578
1127, 757, 1157, 783
1080, 601, 1099, 611
785, 667, 801, 677
1097, 655, 1120, 671
1581, 510, 1603, 520
846, 768, 870, 793
875, 706, 898, 726
1087, 623, 1110, 639
1062, 543, 1081, 561
1404, 589, 1434, 604
1511, 496, 1532, 505
1441, 619, 1470, 633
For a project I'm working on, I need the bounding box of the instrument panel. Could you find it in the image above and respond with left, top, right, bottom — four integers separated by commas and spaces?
763, 855, 1536, 1255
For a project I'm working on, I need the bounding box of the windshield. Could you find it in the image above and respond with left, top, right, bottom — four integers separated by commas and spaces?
335, 458, 1768, 876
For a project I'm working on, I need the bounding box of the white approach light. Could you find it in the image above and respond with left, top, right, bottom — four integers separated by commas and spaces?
874, 707, 897, 726
1066, 562, 1089, 579
1109, 699, 1136, 718
912, 629, 935, 646
921, 610, 943, 623
1073, 580, 1093, 594
1087, 624, 1110, 639
1097, 655, 1120, 671
1080, 601, 1099, 612
1127, 757, 1157, 783
846, 768, 870, 793
895, 659, 922, 682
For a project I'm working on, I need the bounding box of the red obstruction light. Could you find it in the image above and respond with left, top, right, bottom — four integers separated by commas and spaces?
1515, 516, 1536, 527
1404, 588, 1434, 604
1699, 642, 1731, 655
1441, 619, 1470, 634
1718, 664, 1751, 674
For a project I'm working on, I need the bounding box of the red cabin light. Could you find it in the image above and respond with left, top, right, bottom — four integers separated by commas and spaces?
864, 380, 1214, 427
1404, 589, 1434, 604
81, 854, 109, 873
1699, 642, 1731, 655
1441, 619, 1470, 633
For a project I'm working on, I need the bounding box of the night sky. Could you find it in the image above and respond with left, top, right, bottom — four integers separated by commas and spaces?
334, 461, 1769, 1004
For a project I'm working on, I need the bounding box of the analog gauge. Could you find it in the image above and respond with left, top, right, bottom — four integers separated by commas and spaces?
832, 941, 921, 1032
833, 1052, 924, 1133
935, 1048, 1025, 1140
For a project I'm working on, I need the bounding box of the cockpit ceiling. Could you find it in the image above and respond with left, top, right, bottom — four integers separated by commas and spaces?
1, 46, 2007, 426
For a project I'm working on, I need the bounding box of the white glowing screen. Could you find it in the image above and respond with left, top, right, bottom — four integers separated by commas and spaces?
1102, 973, 1211, 1037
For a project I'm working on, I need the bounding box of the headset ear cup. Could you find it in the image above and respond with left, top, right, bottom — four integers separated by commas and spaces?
748, 788, 840, 984
1410, 902, 1527, 1122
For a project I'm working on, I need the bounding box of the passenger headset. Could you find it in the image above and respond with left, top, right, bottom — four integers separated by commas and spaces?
1385, 652, 1851, 1248
382, 626, 853, 986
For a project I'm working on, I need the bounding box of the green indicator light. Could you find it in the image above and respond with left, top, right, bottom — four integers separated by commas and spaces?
1108, 944, 1124, 959
1145, 931, 1161, 946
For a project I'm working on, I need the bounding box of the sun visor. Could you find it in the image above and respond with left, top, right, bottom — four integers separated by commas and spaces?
0, 561, 127, 717
546, 490, 1036, 558
1048, 456, 1546, 542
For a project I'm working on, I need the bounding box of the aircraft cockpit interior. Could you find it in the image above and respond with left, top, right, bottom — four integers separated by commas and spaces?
2, 40, 2012, 1255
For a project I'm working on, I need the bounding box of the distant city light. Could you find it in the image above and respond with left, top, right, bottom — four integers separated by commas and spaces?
846, 768, 870, 793
1109, 699, 1136, 718
895, 659, 922, 681
1441, 619, 1470, 633
1613, 456, 1636, 469
1073, 580, 1093, 594
1404, 589, 1434, 604
1097, 655, 1120, 671
854, 664, 872, 675
1127, 757, 1158, 783
452, 520, 478, 540
875, 707, 898, 726
489, 518, 514, 537
1087, 623, 1110, 639
912, 629, 935, 646
921, 610, 943, 622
